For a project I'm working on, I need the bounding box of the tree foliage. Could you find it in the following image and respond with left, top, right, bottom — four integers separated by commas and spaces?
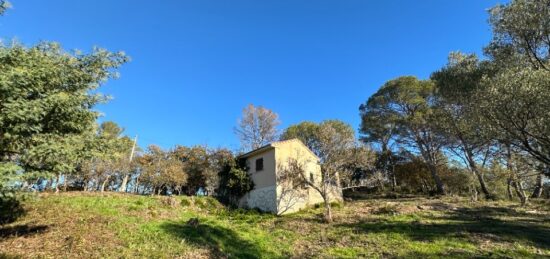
486, 0, 550, 71
0, 0, 10, 15
216, 158, 254, 206
360, 77, 447, 194
0, 42, 128, 189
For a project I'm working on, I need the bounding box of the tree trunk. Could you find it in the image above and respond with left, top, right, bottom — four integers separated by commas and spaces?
512, 180, 528, 206
470, 184, 478, 202
323, 198, 333, 223
391, 167, 397, 191
377, 175, 385, 192
474, 170, 492, 199
505, 144, 528, 205
119, 173, 129, 193
427, 163, 446, 195
506, 178, 514, 200
63, 175, 68, 191
134, 175, 141, 193
465, 150, 493, 199
45, 178, 53, 191
55, 174, 61, 193
530, 173, 543, 198
100, 176, 110, 192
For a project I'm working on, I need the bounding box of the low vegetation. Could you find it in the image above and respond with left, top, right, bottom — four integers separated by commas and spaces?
1, 192, 549, 258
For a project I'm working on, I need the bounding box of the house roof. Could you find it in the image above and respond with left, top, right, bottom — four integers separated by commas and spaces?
237, 138, 320, 161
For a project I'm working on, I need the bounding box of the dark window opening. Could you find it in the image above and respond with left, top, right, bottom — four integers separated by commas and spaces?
255, 158, 264, 171
310, 173, 315, 184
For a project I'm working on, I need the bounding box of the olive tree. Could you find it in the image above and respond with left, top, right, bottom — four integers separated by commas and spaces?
431, 53, 498, 199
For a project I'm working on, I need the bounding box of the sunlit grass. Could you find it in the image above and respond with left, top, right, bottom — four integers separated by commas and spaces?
1, 192, 548, 258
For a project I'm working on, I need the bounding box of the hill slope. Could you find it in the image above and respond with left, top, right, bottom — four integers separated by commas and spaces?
1, 193, 549, 258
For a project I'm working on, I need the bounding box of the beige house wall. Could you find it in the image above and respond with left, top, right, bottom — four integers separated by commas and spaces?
239, 139, 343, 215
238, 148, 278, 213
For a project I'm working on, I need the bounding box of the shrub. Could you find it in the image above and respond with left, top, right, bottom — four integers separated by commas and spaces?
216, 158, 254, 206
0, 191, 25, 225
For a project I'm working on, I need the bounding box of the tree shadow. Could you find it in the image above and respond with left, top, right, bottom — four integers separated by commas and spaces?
160, 220, 276, 259
398, 249, 536, 259
0, 224, 48, 240
336, 206, 550, 251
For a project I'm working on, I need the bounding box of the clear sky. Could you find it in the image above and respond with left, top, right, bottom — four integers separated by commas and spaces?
0, 0, 504, 150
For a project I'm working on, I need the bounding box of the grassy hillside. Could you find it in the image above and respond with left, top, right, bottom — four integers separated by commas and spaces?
1, 193, 549, 258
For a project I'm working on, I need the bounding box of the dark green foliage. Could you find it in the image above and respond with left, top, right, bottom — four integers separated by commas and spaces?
0, 191, 24, 225
0, 42, 128, 187
216, 158, 254, 206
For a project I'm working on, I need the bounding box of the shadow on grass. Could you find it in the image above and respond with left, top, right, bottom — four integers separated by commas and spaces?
337, 206, 550, 251
0, 224, 48, 240
0, 252, 21, 259
161, 221, 276, 259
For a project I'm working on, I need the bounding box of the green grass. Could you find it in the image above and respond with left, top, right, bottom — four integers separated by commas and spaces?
1, 192, 549, 258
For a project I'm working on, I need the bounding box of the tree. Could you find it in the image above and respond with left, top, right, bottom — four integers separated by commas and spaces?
206, 148, 234, 196
0, 0, 10, 15
478, 68, 550, 167
360, 77, 447, 194
138, 145, 187, 195
282, 120, 356, 222
359, 97, 399, 190
0, 42, 128, 186
431, 52, 497, 199
71, 122, 134, 192
234, 104, 280, 151
216, 157, 254, 206
485, 0, 550, 71
173, 145, 210, 195
280, 121, 320, 154
482, 0, 550, 201
275, 158, 309, 215
21, 134, 85, 192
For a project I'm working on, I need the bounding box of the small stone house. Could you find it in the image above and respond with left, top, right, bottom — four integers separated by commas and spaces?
238, 139, 342, 215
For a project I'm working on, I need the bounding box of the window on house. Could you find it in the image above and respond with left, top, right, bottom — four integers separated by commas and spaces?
255, 158, 264, 172
310, 173, 315, 184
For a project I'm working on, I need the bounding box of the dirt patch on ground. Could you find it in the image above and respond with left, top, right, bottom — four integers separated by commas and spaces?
340, 200, 460, 217
417, 202, 458, 211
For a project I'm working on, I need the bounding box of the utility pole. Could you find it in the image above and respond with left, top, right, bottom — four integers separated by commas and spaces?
129, 135, 138, 161
120, 135, 138, 193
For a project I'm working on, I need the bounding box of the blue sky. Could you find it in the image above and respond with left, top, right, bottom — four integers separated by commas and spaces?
0, 0, 503, 150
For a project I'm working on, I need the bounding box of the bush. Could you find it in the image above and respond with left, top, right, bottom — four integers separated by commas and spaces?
0, 191, 25, 225
216, 158, 254, 206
